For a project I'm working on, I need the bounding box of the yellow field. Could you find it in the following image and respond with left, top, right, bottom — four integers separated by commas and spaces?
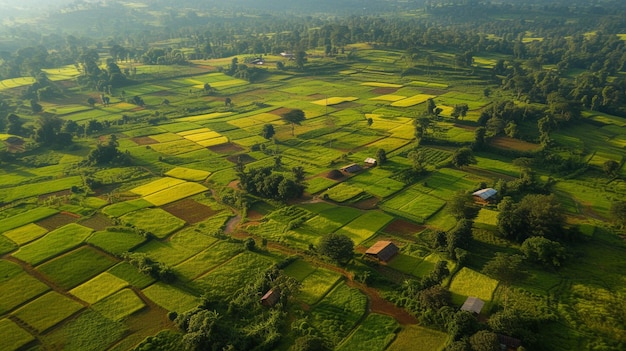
449, 267, 499, 302
165, 167, 211, 182
388, 124, 416, 139
619, 34, 626, 41
228, 117, 264, 128
42, 65, 81, 80
311, 96, 359, 106
150, 133, 183, 143
177, 112, 233, 122
250, 113, 282, 122
0, 77, 35, 90
370, 94, 406, 102
70, 272, 128, 304
177, 128, 212, 136
196, 136, 229, 147
391, 94, 436, 107
183, 131, 222, 142
361, 82, 403, 88
130, 177, 186, 196
143, 182, 208, 206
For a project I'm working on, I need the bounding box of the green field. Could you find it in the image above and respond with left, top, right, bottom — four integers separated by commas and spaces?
70, 272, 129, 304
36, 246, 117, 289
92, 288, 146, 321
0, 318, 35, 350
142, 282, 199, 312
337, 313, 399, 351
12, 224, 94, 265
310, 282, 368, 344
12, 291, 84, 333
449, 267, 499, 306
120, 208, 185, 238
387, 325, 448, 351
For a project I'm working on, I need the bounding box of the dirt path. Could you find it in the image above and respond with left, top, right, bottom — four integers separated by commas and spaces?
224, 214, 241, 234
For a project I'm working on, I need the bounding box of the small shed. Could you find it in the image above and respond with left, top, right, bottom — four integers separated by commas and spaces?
260, 289, 280, 307
364, 157, 377, 167
460, 296, 485, 315
472, 188, 497, 202
341, 163, 363, 173
365, 241, 399, 262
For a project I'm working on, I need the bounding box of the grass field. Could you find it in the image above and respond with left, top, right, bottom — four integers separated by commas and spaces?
381, 187, 446, 223
108, 262, 155, 289
36, 246, 117, 289
0, 260, 50, 314
87, 229, 146, 255
130, 177, 186, 196
337, 313, 399, 351
120, 208, 185, 238
102, 199, 153, 217
0, 207, 58, 234
12, 223, 94, 265
0, 318, 35, 350
322, 183, 364, 202
142, 181, 208, 206
449, 267, 499, 306
335, 211, 394, 245
12, 291, 83, 333
70, 272, 129, 304
310, 282, 368, 344
92, 288, 146, 321
142, 282, 199, 312
387, 325, 448, 351
165, 167, 211, 181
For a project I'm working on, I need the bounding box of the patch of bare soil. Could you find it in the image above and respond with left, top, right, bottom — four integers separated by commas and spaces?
372, 87, 398, 94
269, 107, 292, 115
38, 189, 72, 202
352, 197, 379, 210
131, 136, 159, 145
80, 213, 114, 231
209, 142, 244, 154
36, 212, 79, 231
325, 169, 346, 181
384, 219, 426, 236
162, 198, 216, 224
247, 210, 264, 220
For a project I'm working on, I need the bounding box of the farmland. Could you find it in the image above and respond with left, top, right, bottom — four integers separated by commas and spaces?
0, 1, 624, 350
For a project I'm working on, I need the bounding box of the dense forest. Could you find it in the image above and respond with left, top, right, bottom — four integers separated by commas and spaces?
0, 1, 625, 351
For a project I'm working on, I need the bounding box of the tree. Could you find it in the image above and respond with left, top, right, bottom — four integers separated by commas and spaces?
30, 99, 42, 113
452, 104, 469, 120
87, 97, 96, 107
317, 233, 354, 264
295, 51, 306, 70
262, 124, 275, 140
469, 330, 501, 351
427, 98, 436, 115
451, 147, 476, 168
367, 117, 373, 127
203, 82, 211, 92
602, 160, 619, 177
521, 237, 566, 267
225, 97, 232, 106
291, 336, 331, 351
473, 127, 486, 150
448, 191, 474, 220
610, 200, 626, 228
292, 166, 305, 183
33, 115, 64, 145
376, 148, 387, 165
482, 253, 527, 286
282, 109, 305, 136
449, 311, 479, 341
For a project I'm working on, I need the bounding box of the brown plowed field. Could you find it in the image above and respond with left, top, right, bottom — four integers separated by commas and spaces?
162, 198, 217, 224
36, 212, 79, 231
269, 107, 292, 115
80, 213, 114, 231
208, 143, 243, 154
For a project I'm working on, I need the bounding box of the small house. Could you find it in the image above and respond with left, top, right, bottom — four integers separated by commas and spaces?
472, 188, 497, 203
341, 163, 362, 173
365, 241, 399, 262
364, 157, 377, 167
460, 296, 485, 315
251, 58, 264, 65
260, 289, 280, 307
